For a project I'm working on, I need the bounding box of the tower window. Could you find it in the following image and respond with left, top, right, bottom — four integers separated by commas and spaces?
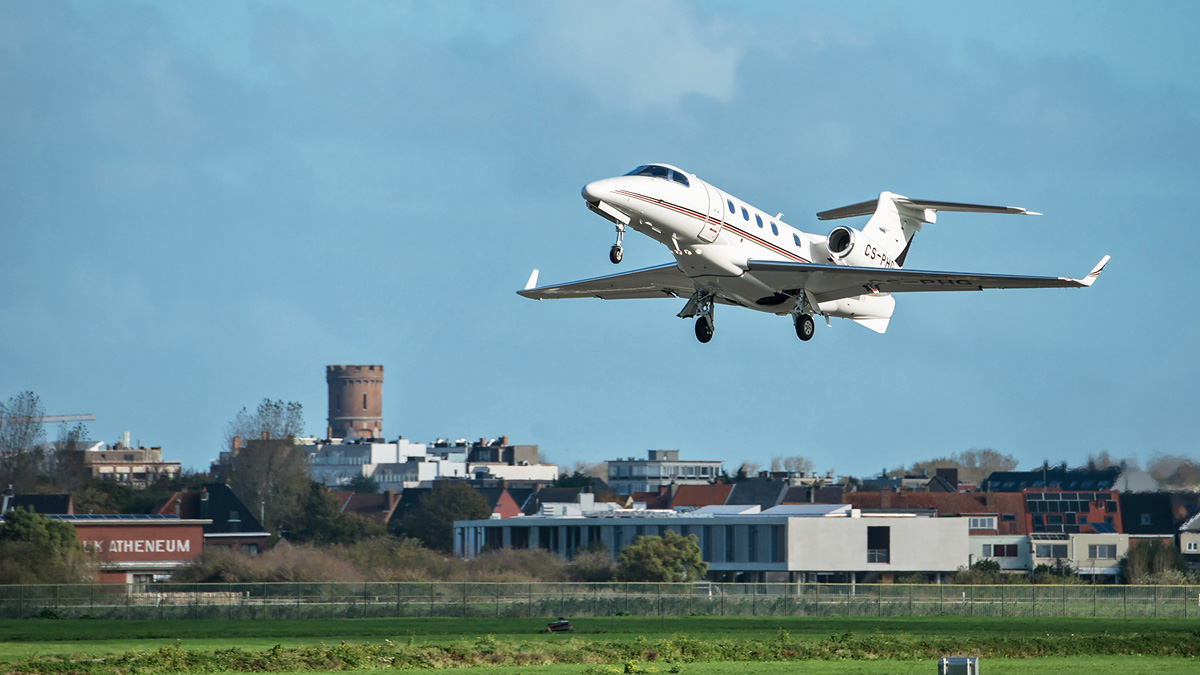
363, 393, 368, 410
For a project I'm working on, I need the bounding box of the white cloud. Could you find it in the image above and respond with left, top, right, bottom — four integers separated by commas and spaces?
530, 0, 747, 113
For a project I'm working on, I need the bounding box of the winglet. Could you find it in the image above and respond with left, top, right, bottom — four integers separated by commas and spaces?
1077, 255, 1110, 287
524, 269, 540, 291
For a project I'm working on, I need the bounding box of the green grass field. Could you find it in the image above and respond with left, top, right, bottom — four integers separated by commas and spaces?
1, 616, 1197, 674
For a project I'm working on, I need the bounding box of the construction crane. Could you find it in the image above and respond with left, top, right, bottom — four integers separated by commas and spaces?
1, 414, 95, 424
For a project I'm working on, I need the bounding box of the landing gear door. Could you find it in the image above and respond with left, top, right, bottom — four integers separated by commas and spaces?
699, 182, 724, 243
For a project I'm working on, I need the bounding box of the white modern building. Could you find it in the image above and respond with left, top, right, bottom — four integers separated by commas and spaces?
306, 437, 556, 491
607, 450, 723, 495
455, 503, 969, 582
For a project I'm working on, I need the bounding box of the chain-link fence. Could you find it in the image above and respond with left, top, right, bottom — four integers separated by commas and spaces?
3, 582, 1198, 621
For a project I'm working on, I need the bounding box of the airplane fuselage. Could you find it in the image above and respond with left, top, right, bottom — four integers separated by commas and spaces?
582, 164, 893, 321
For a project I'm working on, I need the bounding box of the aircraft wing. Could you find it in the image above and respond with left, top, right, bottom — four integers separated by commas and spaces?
518, 263, 696, 300
746, 256, 1109, 303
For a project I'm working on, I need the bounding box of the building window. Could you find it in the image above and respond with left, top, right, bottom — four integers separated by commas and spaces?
702, 525, 713, 561
969, 517, 997, 530
362, 393, 368, 410
747, 525, 758, 563
867, 526, 890, 563
229, 511, 241, 522
771, 525, 783, 562
241, 543, 259, 556
1141, 513, 1152, 526
1035, 544, 1068, 559
1088, 544, 1117, 559
725, 525, 736, 562
1187, 542, 1198, 552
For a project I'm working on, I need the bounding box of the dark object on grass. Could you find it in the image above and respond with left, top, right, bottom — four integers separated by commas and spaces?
547, 617, 571, 632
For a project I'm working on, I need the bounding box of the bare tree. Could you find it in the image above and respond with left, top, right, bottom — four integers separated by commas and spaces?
904, 448, 1018, 485
220, 399, 309, 533
44, 422, 90, 491
0, 391, 47, 492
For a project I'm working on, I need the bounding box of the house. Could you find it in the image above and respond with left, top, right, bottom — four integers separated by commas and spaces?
0, 492, 73, 515
981, 465, 1159, 493
153, 483, 270, 556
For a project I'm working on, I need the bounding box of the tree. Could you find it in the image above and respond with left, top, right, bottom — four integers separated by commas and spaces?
285, 482, 385, 546
223, 399, 305, 450
44, 422, 89, 491
399, 481, 490, 552
346, 473, 380, 494
0, 391, 47, 492
615, 530, 707, 582
0, 506, 91, 584
771, 455, 814, 475
220, 399, 309, 533
902, 448, 1019, 485
1121, 540, 1191, 584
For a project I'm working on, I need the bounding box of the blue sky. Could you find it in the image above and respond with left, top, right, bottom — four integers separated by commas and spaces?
2, 1, 1198, 478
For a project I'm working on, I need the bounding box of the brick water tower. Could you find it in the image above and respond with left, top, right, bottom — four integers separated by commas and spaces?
326, 365, 383, 439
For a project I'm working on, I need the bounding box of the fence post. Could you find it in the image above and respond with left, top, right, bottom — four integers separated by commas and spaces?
1154, 585, 1158, 618
1093, 585, 1097, 618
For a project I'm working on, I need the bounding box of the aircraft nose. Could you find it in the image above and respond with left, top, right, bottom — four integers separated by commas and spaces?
581, 178, 622, 204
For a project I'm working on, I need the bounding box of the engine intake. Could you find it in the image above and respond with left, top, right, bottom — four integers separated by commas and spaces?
827, 226, 856, 259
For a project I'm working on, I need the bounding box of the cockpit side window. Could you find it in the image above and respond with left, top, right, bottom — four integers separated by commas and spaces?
668, 170, 690, 187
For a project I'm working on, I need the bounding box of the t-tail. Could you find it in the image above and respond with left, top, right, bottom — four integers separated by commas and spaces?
818, 192, 1041, 269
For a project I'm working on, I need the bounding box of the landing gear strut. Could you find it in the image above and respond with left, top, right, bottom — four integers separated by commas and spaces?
609, 224, 625, 264
679, 291, 716, 343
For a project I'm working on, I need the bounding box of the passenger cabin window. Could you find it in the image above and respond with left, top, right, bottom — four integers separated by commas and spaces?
755, 215, 763, 228
741, 207, 749, 220
771, 223, 779, 235
793, 233, 801, 247
727, 199, 735, 213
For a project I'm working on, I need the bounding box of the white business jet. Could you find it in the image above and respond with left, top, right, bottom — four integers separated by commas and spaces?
519, 164, 1109, 343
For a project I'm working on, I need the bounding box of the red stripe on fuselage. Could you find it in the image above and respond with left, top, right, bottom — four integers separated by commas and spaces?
614, 189, 810, 263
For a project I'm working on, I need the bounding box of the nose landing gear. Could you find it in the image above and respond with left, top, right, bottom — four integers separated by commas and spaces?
609, 224, 625, 264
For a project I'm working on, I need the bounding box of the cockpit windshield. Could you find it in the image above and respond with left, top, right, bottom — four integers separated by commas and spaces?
624, 164, 690, 188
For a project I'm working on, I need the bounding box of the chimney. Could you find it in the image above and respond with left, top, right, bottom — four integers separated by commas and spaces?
384, 489, 393, 511
174, 497, 181, 517
261, 431, 268, 440
232, 436, 242, 451
199, 486, 209, 519
500, 435, 509, 447
881, 491, 891, 509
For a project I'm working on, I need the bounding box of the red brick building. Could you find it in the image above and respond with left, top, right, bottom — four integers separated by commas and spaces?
52, 515, 209, 584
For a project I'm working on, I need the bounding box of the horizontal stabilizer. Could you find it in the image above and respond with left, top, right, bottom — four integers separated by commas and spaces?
818, 195, 1040, 220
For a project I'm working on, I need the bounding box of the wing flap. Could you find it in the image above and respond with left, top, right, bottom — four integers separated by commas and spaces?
517, 263, 695, 301
746, 257, 1109, 304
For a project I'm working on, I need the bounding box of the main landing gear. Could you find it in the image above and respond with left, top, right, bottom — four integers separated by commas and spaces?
794, 313, 815, 341
609, 223, 625, 264
678, 291, 716, 343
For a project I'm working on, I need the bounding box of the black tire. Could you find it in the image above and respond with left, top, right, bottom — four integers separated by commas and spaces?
695, 316, 714, 343
796, 314, 815, 341
609, 245, 623, 264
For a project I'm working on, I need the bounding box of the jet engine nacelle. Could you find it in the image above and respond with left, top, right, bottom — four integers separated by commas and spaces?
825, 225, 896, 268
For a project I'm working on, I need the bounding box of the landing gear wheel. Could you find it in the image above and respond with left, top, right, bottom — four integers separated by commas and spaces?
695, 316, 714, 343
795, 314, 815, 342
609, 245, 623, 264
